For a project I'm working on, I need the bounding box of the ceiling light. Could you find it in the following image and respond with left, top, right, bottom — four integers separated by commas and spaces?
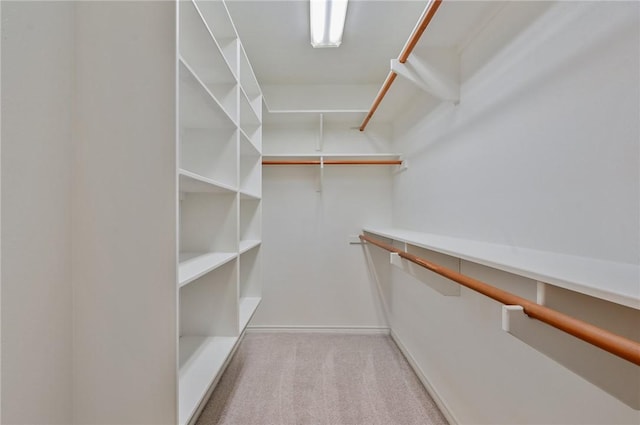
310, 0, 348, 48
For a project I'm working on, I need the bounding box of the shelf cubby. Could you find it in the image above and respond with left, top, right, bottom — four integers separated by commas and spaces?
180, 191, 237, 256
178, 335, 237, 425
240, 92, 262, 148
179, 60, 236, 130
195, 0, 239, 79
180, 127, 238, 189
179, 259, 239, 425
179, 1, 237, 120
240, 133, 261, 198
239, 246, 262, 331
239, 45, 262, 119
239, 197, 261, 247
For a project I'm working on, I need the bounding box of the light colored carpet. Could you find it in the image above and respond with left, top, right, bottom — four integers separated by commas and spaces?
196, 332, 448, 425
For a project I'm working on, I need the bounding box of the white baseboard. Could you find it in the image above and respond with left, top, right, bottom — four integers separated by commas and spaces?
389, 330, 459, 425
247, 325, 391, 335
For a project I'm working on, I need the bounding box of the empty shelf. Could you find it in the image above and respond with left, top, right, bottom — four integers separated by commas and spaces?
179, 169, 236, 194
178, 336, 237, 425
179, 252, 237, 287
239, 240, 261, 254
364, 227, 640, 310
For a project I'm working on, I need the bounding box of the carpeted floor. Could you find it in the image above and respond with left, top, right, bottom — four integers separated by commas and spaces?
196, 332, 448, 425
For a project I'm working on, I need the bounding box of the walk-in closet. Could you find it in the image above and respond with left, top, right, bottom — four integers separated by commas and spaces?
1, 1, 639, 424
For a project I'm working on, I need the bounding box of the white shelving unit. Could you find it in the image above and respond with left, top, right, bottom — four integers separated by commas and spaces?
178, 1, 262, 424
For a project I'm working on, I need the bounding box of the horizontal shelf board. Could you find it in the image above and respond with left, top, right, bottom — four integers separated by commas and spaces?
179, 169, 236, 194
267, 109, 368, 114
262, 153, 401, 160
178, 252, 238, 287
363, 227, 640, 310
263, 110, 366, 126
239, 190, 261, 201
239, 297, 262, 331
239, 240, 261, 254
179, 336, 238, 425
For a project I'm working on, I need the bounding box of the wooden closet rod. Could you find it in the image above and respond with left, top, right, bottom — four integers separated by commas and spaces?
359, 233, 640, 366
359, 0, 443, 132
262, 160, 402, 166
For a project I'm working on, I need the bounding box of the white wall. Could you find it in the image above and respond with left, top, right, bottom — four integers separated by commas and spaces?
1, 2, 74, 423
252, 120, 393, 328
387, 1, 640, 424
394, 1, 639, 265
72, 2, 177, 423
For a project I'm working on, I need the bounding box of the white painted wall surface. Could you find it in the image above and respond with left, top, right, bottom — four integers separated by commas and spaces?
394, 1, 639, 265
253, 122, 392, 328
387, 1, 640, 423
1, 2, 74, 423
72, 2, 177, 423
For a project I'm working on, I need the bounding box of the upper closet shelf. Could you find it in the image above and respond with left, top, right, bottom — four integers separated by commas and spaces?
262, 153, 403, 166
363, 227, 640, 310
179, 169, 236, 194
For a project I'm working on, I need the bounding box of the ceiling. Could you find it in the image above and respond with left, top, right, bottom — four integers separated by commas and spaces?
225, 0, 506, 117
225, 0, 428, 86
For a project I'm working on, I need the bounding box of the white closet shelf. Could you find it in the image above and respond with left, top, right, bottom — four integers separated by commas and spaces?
178, 251, 238, 288
239, 297, 261, 330
179, 169, 236, 194
267, 109, 368, 114
262, 153, 401, 161
239, 240, 261, 254
239, 191, 261, 201
363, 227, 640, 310
178, 336, 237, 425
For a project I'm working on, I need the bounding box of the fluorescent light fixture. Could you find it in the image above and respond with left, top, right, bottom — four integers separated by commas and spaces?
310, 0, 348, 48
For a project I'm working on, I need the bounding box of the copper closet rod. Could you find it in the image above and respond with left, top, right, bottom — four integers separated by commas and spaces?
262, 160, 402, 166
359, 233, 640, 366
359, 0, 443, 131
